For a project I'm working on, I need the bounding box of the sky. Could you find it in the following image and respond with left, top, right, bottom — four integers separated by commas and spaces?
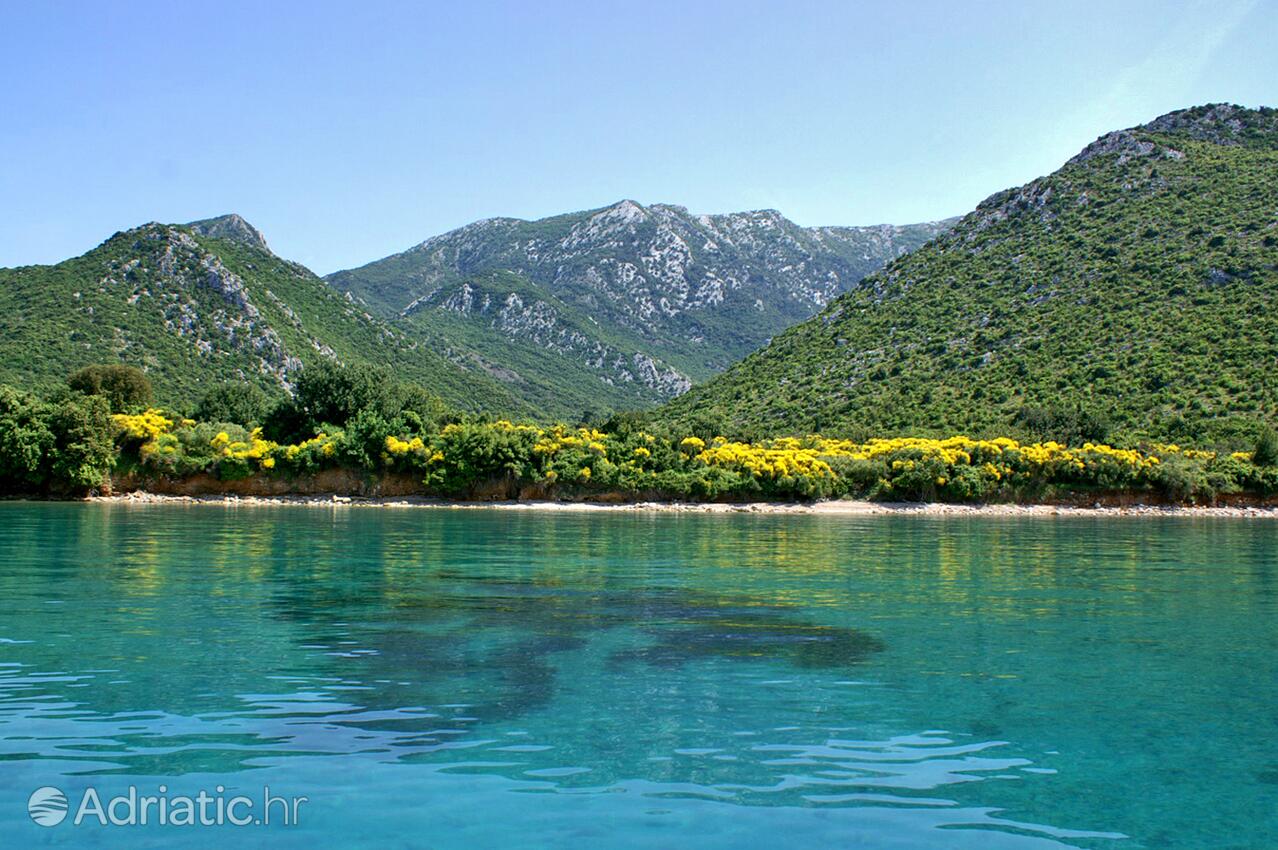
0, 0, 1274, 274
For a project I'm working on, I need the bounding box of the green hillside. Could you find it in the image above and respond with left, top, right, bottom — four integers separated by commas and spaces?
400, 270, 692, 415
327, 201, 954, 410
0, 219, 535, 415
660, 104, 1278, 446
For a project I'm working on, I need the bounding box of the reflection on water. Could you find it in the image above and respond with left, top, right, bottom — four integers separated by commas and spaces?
0, 503, 1275, 848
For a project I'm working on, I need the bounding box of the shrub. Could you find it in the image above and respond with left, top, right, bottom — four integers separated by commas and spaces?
424, 422, 540, 496
152, 423, 250, 477
395, 383, 454, 435
680, 410, 732, 444
339, 409, 400, 469
260, 396, 312, 444
940, 464, 996, 502
880, 453, 950, 501
825, 456, 887, 495
1152, 454, 1212, 503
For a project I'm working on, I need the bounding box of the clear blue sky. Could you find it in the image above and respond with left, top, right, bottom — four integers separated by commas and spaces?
1, 0, 1274, 274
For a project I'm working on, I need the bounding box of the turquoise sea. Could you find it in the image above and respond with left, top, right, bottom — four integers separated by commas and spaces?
0, 503, 1275, 848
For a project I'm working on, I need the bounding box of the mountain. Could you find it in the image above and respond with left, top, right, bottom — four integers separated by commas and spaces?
659, 104, 1278, 445
0, 217, 535, 414
326, 202, 954, 413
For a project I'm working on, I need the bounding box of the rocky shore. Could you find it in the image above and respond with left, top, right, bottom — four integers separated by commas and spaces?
85, 491, 1278, 518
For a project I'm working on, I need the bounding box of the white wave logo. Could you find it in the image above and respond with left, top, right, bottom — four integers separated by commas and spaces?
28, 786, 68, 827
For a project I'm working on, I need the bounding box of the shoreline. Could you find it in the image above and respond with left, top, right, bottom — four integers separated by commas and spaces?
73, 491, 1278, 518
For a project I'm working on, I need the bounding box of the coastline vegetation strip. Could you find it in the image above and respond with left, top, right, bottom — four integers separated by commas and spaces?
110, 415, 1278, 504
3, 362, 1276, 504
13, 407, 1278, 505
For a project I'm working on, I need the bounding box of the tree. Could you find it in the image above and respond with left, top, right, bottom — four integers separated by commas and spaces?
1253, 426, 1278, 467
67, 364, 153, 413
293, 361, 399, 428
196, 383, 273, 427
263, 361, 457, 443
1014, 404, 1110, 445
395, 382, 454, 434
45, 394, 117, 492
0, 385, 54, 491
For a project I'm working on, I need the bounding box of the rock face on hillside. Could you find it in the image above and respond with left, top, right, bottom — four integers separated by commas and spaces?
407, 272, 693, 398
328, 202, 955, 406
660, 104, 1278, 444
128, 224, 300, 383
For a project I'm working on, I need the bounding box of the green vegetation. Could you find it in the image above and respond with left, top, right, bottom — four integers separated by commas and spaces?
660, 105, 1278, 448
0, 201, 952, 423
4, 362, 1277, 505
260, 360, 455, 445
67, 364, 153, 413
195, 383, 273, 428
98, 409, 1278, 504
0, 205, 946, 422
1254, 427, 1278, 468
0, 385, 117, 493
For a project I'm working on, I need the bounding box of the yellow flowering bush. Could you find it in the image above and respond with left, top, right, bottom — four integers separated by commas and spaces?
277, 432, 340, 473
112, 409, 173, 442
116, 413, 349, 480
385, 435, 427, 458
211, 427, 281, 479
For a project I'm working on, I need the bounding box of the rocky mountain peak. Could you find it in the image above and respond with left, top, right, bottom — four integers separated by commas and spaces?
1140, 103, 1277, 145
1071, 104, 1278, 166
597, 199, 649, 224
186, 214, 272, 253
